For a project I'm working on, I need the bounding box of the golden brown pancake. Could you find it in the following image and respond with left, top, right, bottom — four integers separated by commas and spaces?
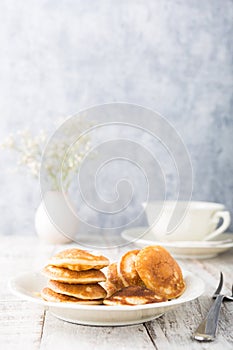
103, 286, 166, 306
48, 279, 107, 300
42, 265, 106, 284
48, 249, 109, 271
107, 263, 124, 289
103, 280, 119, 298
41, 287, 103, 304
103, 262, 125, 297
118, 250, 145, 287
135, 246, 185, 300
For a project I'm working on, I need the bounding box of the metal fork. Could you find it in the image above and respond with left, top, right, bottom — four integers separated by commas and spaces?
193, 272, 233, 341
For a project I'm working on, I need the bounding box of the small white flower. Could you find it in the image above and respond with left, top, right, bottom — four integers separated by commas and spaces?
1, 135, 15, 149
1, 121, 92, 191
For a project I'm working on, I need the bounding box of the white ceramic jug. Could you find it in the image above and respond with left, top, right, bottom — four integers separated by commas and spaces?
35, 191, 79, 244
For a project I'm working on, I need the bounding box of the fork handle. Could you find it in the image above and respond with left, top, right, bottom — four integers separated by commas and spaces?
193, 295, 224, 341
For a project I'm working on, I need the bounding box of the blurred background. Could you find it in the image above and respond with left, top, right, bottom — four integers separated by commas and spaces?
0, 0, 232, 235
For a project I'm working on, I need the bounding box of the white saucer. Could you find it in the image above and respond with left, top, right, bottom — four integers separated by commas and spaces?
9, 270, 204, 326
121, 228, 233, 259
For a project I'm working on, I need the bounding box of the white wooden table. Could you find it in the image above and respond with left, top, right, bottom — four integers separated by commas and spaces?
1, 235, 233, 350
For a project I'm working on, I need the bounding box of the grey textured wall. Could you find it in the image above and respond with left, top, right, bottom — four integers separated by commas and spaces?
0, 0, 233, 235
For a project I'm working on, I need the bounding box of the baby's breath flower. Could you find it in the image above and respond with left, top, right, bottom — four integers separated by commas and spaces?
0, 122, 91, 191
1, 135, 15, 149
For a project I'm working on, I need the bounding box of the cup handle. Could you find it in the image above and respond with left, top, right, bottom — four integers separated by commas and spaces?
204, 211, 231, 241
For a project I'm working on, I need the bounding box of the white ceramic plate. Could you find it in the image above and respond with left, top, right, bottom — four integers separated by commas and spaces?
9, 270, 204, 326
121, 228, 233, 259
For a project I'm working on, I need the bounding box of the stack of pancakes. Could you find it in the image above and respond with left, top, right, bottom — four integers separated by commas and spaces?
41, 248, 109, 304
40, 245, 185, 306
103, 246, 185, 305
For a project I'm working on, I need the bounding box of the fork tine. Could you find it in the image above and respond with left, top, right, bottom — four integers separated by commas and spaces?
213, 272, 223, 296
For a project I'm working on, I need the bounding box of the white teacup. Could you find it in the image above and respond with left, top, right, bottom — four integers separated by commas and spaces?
143, 201, 231, 241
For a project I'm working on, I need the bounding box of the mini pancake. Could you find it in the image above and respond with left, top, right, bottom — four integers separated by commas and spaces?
104, 280, 119, 298
42, 265, 106, 284
48, 280, 107, 300
104, 263, 125, 297
118, 250, 145, 287
107, 263, 125, 289
135, 246, 185, 300
103, 286, 166, 306
41, 287, 103, 304
48, 249, 109, 271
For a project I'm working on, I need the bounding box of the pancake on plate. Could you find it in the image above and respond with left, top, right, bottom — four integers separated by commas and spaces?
48, 279, 107, 300
135, 246, 185, 300
103, 285, 166, 306
118, 250, 145, 287
42, 265, 106, 284
41, 287, 103, 304
48, 248, 109, 271
104, 262, 125, 297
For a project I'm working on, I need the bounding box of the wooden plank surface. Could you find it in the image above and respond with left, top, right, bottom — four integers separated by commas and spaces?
0, 235, 233, 350
40, 312, 155, 350
0, 301, 44, 350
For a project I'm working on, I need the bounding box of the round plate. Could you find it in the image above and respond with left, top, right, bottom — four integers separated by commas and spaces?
121, 228, 233, 259
9, 270, 204, 326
